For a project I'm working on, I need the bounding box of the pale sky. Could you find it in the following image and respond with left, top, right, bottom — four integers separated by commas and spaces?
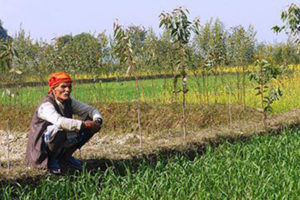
0, 0, 297, 43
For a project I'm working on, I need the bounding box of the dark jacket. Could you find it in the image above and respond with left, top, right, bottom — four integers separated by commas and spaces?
25, 94, 72, 169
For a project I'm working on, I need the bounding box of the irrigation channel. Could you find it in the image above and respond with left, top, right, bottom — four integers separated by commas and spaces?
1, 126, 300, 199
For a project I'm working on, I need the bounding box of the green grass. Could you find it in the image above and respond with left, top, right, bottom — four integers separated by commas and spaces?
2, 128, 300, 199
0, 76, 204, 105
0, 74, 260, 104
1, 73, 300, 113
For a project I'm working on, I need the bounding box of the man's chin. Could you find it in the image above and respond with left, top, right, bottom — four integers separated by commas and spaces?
64, 96, 70, 100
58, 96, 70, 102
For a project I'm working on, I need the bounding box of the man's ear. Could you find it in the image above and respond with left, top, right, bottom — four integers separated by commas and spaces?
52, 87, 57, 95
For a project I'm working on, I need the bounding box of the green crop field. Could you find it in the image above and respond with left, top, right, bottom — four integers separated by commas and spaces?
1, 72, 300, 114
2, 127, 300, 199
1, 75, 238, 105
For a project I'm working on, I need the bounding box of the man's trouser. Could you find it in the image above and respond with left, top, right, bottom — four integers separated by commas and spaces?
46, 128, 97, 162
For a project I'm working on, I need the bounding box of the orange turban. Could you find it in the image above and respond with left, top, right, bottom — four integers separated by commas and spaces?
48, 72, 73, 94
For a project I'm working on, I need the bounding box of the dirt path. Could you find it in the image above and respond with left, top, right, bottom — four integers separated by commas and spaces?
1, 109, 300, 182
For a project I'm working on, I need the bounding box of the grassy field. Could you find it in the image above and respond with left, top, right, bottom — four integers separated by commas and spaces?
2, 127, 300, 199
1, 71, 300, 113
1, 67, 300, 198
0, 70, 300, 134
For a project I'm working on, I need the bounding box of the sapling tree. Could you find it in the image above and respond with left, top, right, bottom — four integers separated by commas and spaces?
141, 28, 160, 101
159, 7, 199, 138
189, 38, 204, 105
202, 58, 214, 105
210, 19, 227, 104
158, 29, 178, 94
228, 26, 256, 109
0, 38, 20, 170
97, 32, 110, 78
0, 39, 18, 70
113, 21, 142, 146
249, 59, 282, 125
272, 3, 300, 53
0, 38, 22, 105
193, 21, 213, 105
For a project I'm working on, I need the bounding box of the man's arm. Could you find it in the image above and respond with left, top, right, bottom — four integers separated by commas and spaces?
38, 102, 82, 132
71, 98, 103, 122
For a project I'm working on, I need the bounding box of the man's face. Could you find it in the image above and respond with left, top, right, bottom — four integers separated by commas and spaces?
53, 82, 72, 102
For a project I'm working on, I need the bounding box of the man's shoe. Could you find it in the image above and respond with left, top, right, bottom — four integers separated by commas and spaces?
67, 156, 83, 170
48, 159, 62, 175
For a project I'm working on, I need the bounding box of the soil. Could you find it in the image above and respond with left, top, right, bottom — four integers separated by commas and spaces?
1, 108, 300, 184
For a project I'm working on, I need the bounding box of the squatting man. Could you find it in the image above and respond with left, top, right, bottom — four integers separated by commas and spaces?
25, 72, 103, 175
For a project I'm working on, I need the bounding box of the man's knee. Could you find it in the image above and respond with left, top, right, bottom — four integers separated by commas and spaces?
47, 131, 67, 152
92, 126, 101, 134
75, 129, 96, 149
84, 129, 97, 141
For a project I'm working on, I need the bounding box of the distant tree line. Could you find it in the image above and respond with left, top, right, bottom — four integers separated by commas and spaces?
0, 20, 10, 40
0, 17, 299, 81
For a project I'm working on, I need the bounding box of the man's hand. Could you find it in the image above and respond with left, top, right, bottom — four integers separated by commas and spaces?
82, 120, 101, 133
94, 118, 103, 126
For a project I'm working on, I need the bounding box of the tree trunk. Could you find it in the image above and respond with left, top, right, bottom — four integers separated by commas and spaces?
214, 66, 218, 104
236, 70, 241, 105
260, 64, 267, 126
135, 75, 142, 147
242, 65, 246, 111
180, 48, 187, 139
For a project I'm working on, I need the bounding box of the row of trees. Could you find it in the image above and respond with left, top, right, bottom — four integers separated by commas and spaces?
0, 5, 299, 143
0, 13, 299, 82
